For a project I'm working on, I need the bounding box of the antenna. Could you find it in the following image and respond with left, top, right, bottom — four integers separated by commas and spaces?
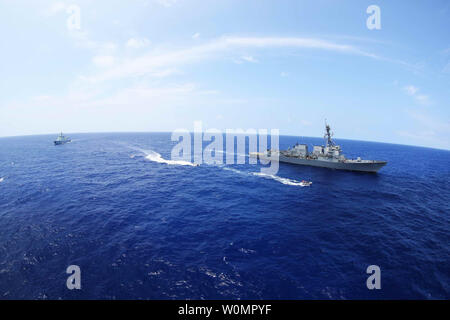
324, 119, 335, 147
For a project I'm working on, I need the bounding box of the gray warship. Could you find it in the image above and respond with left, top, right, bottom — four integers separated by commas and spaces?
54, 132, 71, 145
251, 122, 387, 173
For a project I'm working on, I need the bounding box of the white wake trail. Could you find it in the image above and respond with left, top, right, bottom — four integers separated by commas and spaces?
117, 142, 198, 167
251, 172, 308, 186
144, 150, 198, 167
222, 167, 310, 187
116, 142, 198, 167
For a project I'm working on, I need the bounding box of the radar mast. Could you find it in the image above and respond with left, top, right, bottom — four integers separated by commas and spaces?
324, 120, 335, 147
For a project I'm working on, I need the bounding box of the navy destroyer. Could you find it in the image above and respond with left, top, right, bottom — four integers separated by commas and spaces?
54, 132, 71, 145
251, 123, 387, 173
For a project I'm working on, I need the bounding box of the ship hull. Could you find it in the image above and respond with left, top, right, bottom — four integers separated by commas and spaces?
54, 140, 71, 145
252, 154, 387, 173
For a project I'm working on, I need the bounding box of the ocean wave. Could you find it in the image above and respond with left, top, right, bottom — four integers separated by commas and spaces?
239, 248, 256, 254
0, 133, 447, 299
222, 167, 309, 187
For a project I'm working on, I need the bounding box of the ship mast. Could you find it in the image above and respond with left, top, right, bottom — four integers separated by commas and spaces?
324, 120, 335, 147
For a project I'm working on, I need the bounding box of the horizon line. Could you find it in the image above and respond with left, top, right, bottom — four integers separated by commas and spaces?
0, 130, 448, 152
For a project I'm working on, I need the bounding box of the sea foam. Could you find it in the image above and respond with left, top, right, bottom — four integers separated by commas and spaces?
223, 167, 308, 187
252, 172, 309, 186
124, 144, 197, 167
145, 150, 197, 167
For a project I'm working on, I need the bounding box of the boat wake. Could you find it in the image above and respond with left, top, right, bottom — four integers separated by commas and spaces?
222, 167, 310, 187
252, 172, 311, 187
118, 143, 198, 167
145, 150, 198, 167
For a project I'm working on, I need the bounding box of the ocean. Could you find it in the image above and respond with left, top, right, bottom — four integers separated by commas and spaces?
0, 132, 448, 299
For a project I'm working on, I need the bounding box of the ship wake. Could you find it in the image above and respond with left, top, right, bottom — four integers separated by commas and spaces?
252, 172, 310, 186
119, 143, 198, 167
144, 150, 198, 167
222, 167, 309, 187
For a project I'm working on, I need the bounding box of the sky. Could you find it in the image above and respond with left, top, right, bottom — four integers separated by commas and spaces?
0, 0, 449, 150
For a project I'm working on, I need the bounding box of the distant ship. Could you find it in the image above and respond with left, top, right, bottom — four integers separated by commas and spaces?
54, 132, 71, 145
251, 122, 387, 173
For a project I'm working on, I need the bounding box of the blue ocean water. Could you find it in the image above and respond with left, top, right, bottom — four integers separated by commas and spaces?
0, 132, 448, 299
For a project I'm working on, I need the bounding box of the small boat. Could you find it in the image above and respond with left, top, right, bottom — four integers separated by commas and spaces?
54, 132, 71, 145
300, 180, 312, 187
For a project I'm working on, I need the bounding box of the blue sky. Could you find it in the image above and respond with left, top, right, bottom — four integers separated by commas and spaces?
1, 0, 449, 149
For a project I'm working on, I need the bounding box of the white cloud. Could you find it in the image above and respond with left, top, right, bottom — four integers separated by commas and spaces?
233, 55, 258, 64
403, 85, 431, 105
92, 55, 115, 67
83, 36, 381, 83
223, 37, 379, 59
398, 110, 450, 149
69, 30, 118, 53
414, 94, 430, 105
192, 33, 200, 39
0, 82, 218, 137
404, 85, 418, 96
300, 119, 312, 126
126, 37, 151, 49
43, 2, 67, 16
32, 95, 52, 102
280, 71, 289, 77
29, 82, 213, 110
156, 0, 178, 7
241, 55, 258, 63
